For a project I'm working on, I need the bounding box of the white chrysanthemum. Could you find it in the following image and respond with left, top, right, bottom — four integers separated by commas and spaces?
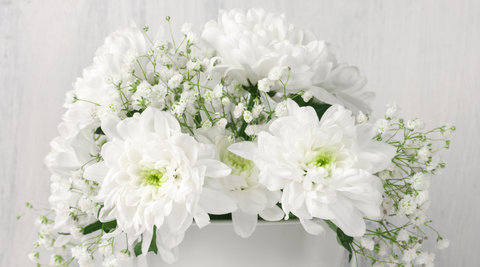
202, 8, 374, 114
195, 129, 283, 238
229, 99, 395, 236
65, 21, 147, 130
44, 123, 100, 232
84, 108, 235, 264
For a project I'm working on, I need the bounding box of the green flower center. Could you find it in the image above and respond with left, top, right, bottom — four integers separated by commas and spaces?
222, 151, 254, 177
306, 149, 337, 172
141, 167, 168, 187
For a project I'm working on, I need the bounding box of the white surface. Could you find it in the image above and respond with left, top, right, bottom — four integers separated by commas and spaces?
132, 220, 343, 267
1, 1, 479, 266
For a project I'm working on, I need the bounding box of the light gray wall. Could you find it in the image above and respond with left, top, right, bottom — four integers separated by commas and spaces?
1, 0, 478, 266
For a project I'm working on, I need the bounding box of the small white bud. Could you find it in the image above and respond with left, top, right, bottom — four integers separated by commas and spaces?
233, 103, 245, 118
275, 101, 288, 117
204, 91, 215, 101
216, 118, 227, 130
221, 97, 230, 106
252, 103, 263, 118
202, 120, 212, 130
243, 110, 253, 123
375, 119, 389, 134
245, 125, 261, 136
258, 78, 274, 93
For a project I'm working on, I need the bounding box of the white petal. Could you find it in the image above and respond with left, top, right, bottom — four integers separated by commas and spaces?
300, 219, 325, 235
196, 159, 231, 178
198, 188, 237, 214
232, 209, 258, 238
101, 115, 123, 140
156, 242, 179, 264
329, 195, 366, 237
54, 235, 70, 247
193, 206, 210, 229
83, 162, 109, 183
259, 205, 284, 221
227, 141, 259, 161
141, 230, 153, 256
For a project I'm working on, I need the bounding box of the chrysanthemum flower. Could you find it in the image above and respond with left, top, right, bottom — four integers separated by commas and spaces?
202, 7, 374, 114
229, 99, 395, 236
84, 108, 235, 263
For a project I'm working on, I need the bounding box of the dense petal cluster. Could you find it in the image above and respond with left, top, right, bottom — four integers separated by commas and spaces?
202, 7, 374, 114
84, 108, 235, 263
30, 9, 453, 267
230, 99, 395, 236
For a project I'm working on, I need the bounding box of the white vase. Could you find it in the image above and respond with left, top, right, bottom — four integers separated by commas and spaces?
131, 219, 345, 267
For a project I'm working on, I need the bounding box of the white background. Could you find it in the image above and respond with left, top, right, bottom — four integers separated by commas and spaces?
1, 0, 478, 266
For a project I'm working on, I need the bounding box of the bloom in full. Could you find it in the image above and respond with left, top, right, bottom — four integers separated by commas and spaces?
229, 99, 395, 236
84, 108, 235, 263
195, 128, 283, 238
202, 7, 374, 114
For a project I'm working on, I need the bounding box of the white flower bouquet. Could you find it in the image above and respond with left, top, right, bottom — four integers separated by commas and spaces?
26, 8, 455, 267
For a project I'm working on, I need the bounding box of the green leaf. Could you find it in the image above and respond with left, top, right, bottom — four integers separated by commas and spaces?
82, 221, 102, 235
82, 220, 117, 235
291, 97, 331, 121
102, 220, 117, 233
325, 220, 354, 263
94, 127, 105, 135
134, 226, 158, 257
97, 204, 104, 218
57, 232, 71, 236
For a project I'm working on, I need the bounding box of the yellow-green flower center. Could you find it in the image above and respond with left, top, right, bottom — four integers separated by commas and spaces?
222, 151, 254, 177
141, 167, 168, 187
306, 149, 337, 172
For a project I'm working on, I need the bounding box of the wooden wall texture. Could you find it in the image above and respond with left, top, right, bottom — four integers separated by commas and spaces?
1, 0, 478, 266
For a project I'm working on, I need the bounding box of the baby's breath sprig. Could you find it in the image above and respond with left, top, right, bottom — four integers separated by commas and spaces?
352, 103, 454, 266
